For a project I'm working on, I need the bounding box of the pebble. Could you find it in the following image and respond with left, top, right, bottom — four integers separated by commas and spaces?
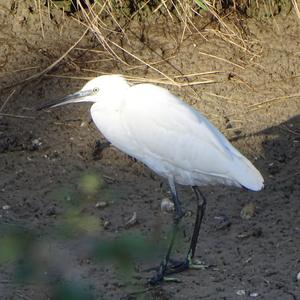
214, 214, 231, 230
236, 290, 246, 296
240, 202, 256, 219
297, 272, 300, 281
125, 212, 137, 228
31, 138, 42, 150
2, 205, 10, 210
95, 201, 107, 209
250, 292, 259, 297
160, 198, 174, 213
103, 220, 110, 229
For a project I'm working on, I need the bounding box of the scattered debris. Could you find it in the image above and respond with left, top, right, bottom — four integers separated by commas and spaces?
31, 138, 42, 151
236, 290, 259, 297
103, 220, 110, 229
46, 207, 56, 216
236, 227, 263, 239
250, 292, 259, 297
240, 202, 256, 220
236, 289, 246, 296
214, 214, 231, 230
2, 205, 10, 210
160, 198, 174, 213
125, 212, 138, 228
95, 201, 108, 209
93, 140, 111, 160
297, 272, 300, 281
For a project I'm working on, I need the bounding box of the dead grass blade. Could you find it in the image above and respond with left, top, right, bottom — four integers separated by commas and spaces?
291, 0, 300, 20
198, 51, 245, 69
0, 89, 16, 112
0, 113, 35, 120
247, 93, 300, 111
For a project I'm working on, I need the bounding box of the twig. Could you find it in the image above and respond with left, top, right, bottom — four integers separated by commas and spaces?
203, 91, 240, 104
292, 0, 300, 20
198, 51, 245, 69
37, 0, 45, 39
247, 93, 300, 110
280, 125, 300, 136
0, 90, 16, 112
108, 39, 177, 85
45, 74, 92, 80
0, 113, 35, 120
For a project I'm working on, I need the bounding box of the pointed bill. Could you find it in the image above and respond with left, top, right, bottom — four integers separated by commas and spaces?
37, 89, 94, 111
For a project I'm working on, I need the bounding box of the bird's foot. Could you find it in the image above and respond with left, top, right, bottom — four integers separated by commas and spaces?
148, 271, 181, 285
148, 256, 207, 285
165, 256, 207, 275
148, 261, 165, 285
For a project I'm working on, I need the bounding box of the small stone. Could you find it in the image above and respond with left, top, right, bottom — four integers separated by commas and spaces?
95, 201, 107, 209
160, 198, 174, 213
297, 272, 300, 281
125, 212, 137, 228
103, 220, 110, 229
250, 292, 259, 297
2, 205, 10, 210
240, 202, 256, 220
46, 207, 56, 216
236, 290, 246, 296
214, 214, 231, 230
31, 138, 42, 150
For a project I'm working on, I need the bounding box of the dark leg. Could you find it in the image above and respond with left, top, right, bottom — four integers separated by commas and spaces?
187, 186, 207, 259
165, 186, 207, 275
149, 179, 184, 285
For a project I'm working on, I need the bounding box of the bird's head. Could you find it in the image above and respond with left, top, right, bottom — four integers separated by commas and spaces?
37, 74, 129, 110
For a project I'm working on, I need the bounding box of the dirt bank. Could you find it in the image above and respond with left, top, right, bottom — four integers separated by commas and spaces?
0, 1, 299, 299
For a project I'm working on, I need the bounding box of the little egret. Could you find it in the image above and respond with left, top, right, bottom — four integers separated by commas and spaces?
38, 74, 264, 284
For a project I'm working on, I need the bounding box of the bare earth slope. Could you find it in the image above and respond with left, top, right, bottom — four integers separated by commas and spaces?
0, 1, 299, 299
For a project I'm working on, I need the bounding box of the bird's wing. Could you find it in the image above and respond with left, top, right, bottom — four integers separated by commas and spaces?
120, 84, 241, 176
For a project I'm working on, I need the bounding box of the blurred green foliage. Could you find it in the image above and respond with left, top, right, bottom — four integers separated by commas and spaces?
0, 170, 186, 297
0, 226, 34, 265
93, 233, 163, 279
79, 172, 104, 195
52, 281, 97, 300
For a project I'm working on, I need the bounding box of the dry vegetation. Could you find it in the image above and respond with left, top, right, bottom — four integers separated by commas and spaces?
3, 0, 296, 137
0, 1, 299, 299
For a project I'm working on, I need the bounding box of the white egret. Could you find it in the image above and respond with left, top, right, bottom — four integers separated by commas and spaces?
38, 74, 264, 284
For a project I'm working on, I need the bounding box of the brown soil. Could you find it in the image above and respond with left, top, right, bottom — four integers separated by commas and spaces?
0, 1, 299, 299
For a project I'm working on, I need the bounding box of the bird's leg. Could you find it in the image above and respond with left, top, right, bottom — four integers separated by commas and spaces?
149, 180, 184, 285
186, 186, 207, 266
165, 186, 207, 275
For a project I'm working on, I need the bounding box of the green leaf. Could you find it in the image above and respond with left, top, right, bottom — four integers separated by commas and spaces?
194, 0, 208, 11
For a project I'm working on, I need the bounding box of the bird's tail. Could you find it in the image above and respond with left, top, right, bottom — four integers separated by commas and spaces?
231, 155, 264, 191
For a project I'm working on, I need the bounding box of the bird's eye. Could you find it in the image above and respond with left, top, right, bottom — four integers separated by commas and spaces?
93, 87, 99, 93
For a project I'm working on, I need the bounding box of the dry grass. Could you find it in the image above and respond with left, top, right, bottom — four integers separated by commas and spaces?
15, 0, 296, 88
5, 0, 297, 131
33, 2, 239, 82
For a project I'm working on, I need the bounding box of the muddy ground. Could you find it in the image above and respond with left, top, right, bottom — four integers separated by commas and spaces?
0, 1, 299, 299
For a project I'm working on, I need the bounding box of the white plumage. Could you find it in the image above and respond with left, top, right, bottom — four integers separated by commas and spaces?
85, 75, 263, 191
39, 74, 264, 284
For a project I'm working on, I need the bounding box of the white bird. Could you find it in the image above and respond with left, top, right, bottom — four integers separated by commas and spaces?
38, 74, 264, 284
